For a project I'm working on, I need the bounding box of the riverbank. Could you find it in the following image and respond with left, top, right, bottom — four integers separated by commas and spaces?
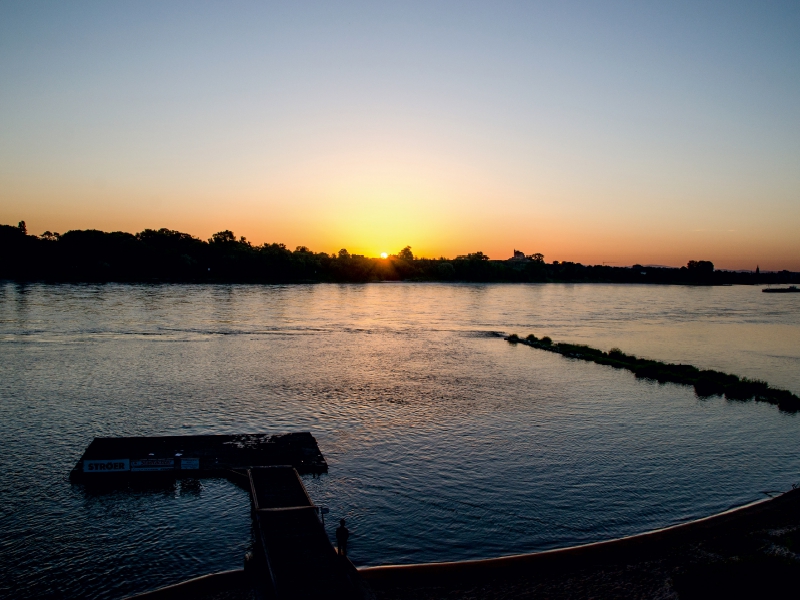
363, 486, 800, 599
4, 222, 799, 285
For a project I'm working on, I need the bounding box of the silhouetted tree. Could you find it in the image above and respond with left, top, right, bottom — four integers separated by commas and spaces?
0, 223, 26, 241
687, 260, 714, 273
437, 262, 456, 279
686, 260, 715, 284
210, 230, 236, 244
397, 246, 414, 261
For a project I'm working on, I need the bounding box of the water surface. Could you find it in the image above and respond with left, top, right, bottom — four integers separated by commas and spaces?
1, 282, 798, 599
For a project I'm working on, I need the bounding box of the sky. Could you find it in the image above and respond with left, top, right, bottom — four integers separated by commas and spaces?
1, 1, 798, 269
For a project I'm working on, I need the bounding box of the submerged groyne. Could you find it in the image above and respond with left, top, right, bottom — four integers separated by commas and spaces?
504, 333, 800, 412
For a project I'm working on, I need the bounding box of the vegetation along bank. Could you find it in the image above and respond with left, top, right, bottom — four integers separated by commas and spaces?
3, 221, 799, 284
505, 334, 800, 412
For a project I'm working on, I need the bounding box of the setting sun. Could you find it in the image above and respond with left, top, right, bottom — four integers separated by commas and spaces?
380, 252, 388, 259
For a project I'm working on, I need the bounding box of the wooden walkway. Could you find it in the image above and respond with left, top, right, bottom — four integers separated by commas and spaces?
248, 466, 372, 600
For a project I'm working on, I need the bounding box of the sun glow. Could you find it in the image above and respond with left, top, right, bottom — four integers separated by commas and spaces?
380, 252, 388, 259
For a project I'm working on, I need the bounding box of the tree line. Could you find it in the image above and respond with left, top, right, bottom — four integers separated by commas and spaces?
1, 221, 797, 285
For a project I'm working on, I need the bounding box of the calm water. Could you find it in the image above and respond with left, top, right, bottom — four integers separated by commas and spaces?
1, 282, 799, 599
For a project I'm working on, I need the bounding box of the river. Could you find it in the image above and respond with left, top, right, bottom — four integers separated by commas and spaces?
1, 282, 798, 599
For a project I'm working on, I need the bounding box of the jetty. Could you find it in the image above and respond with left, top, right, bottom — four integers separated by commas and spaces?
72, 433, 371, 600
247, 466, 371, 599
70, 432, 327, 483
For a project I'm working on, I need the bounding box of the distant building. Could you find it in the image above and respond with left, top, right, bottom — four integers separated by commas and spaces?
509, 249, 527, 261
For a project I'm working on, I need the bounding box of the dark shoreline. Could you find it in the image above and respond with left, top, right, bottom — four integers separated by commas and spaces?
3, 223, 799, 285
504, 333, 800, 412
365, 486, 800, 600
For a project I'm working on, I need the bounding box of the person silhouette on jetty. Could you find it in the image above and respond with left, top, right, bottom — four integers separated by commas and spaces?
336, 519, 350, 557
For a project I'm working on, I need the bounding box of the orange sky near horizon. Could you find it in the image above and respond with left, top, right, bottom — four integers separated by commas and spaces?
4, 171, 796, 270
